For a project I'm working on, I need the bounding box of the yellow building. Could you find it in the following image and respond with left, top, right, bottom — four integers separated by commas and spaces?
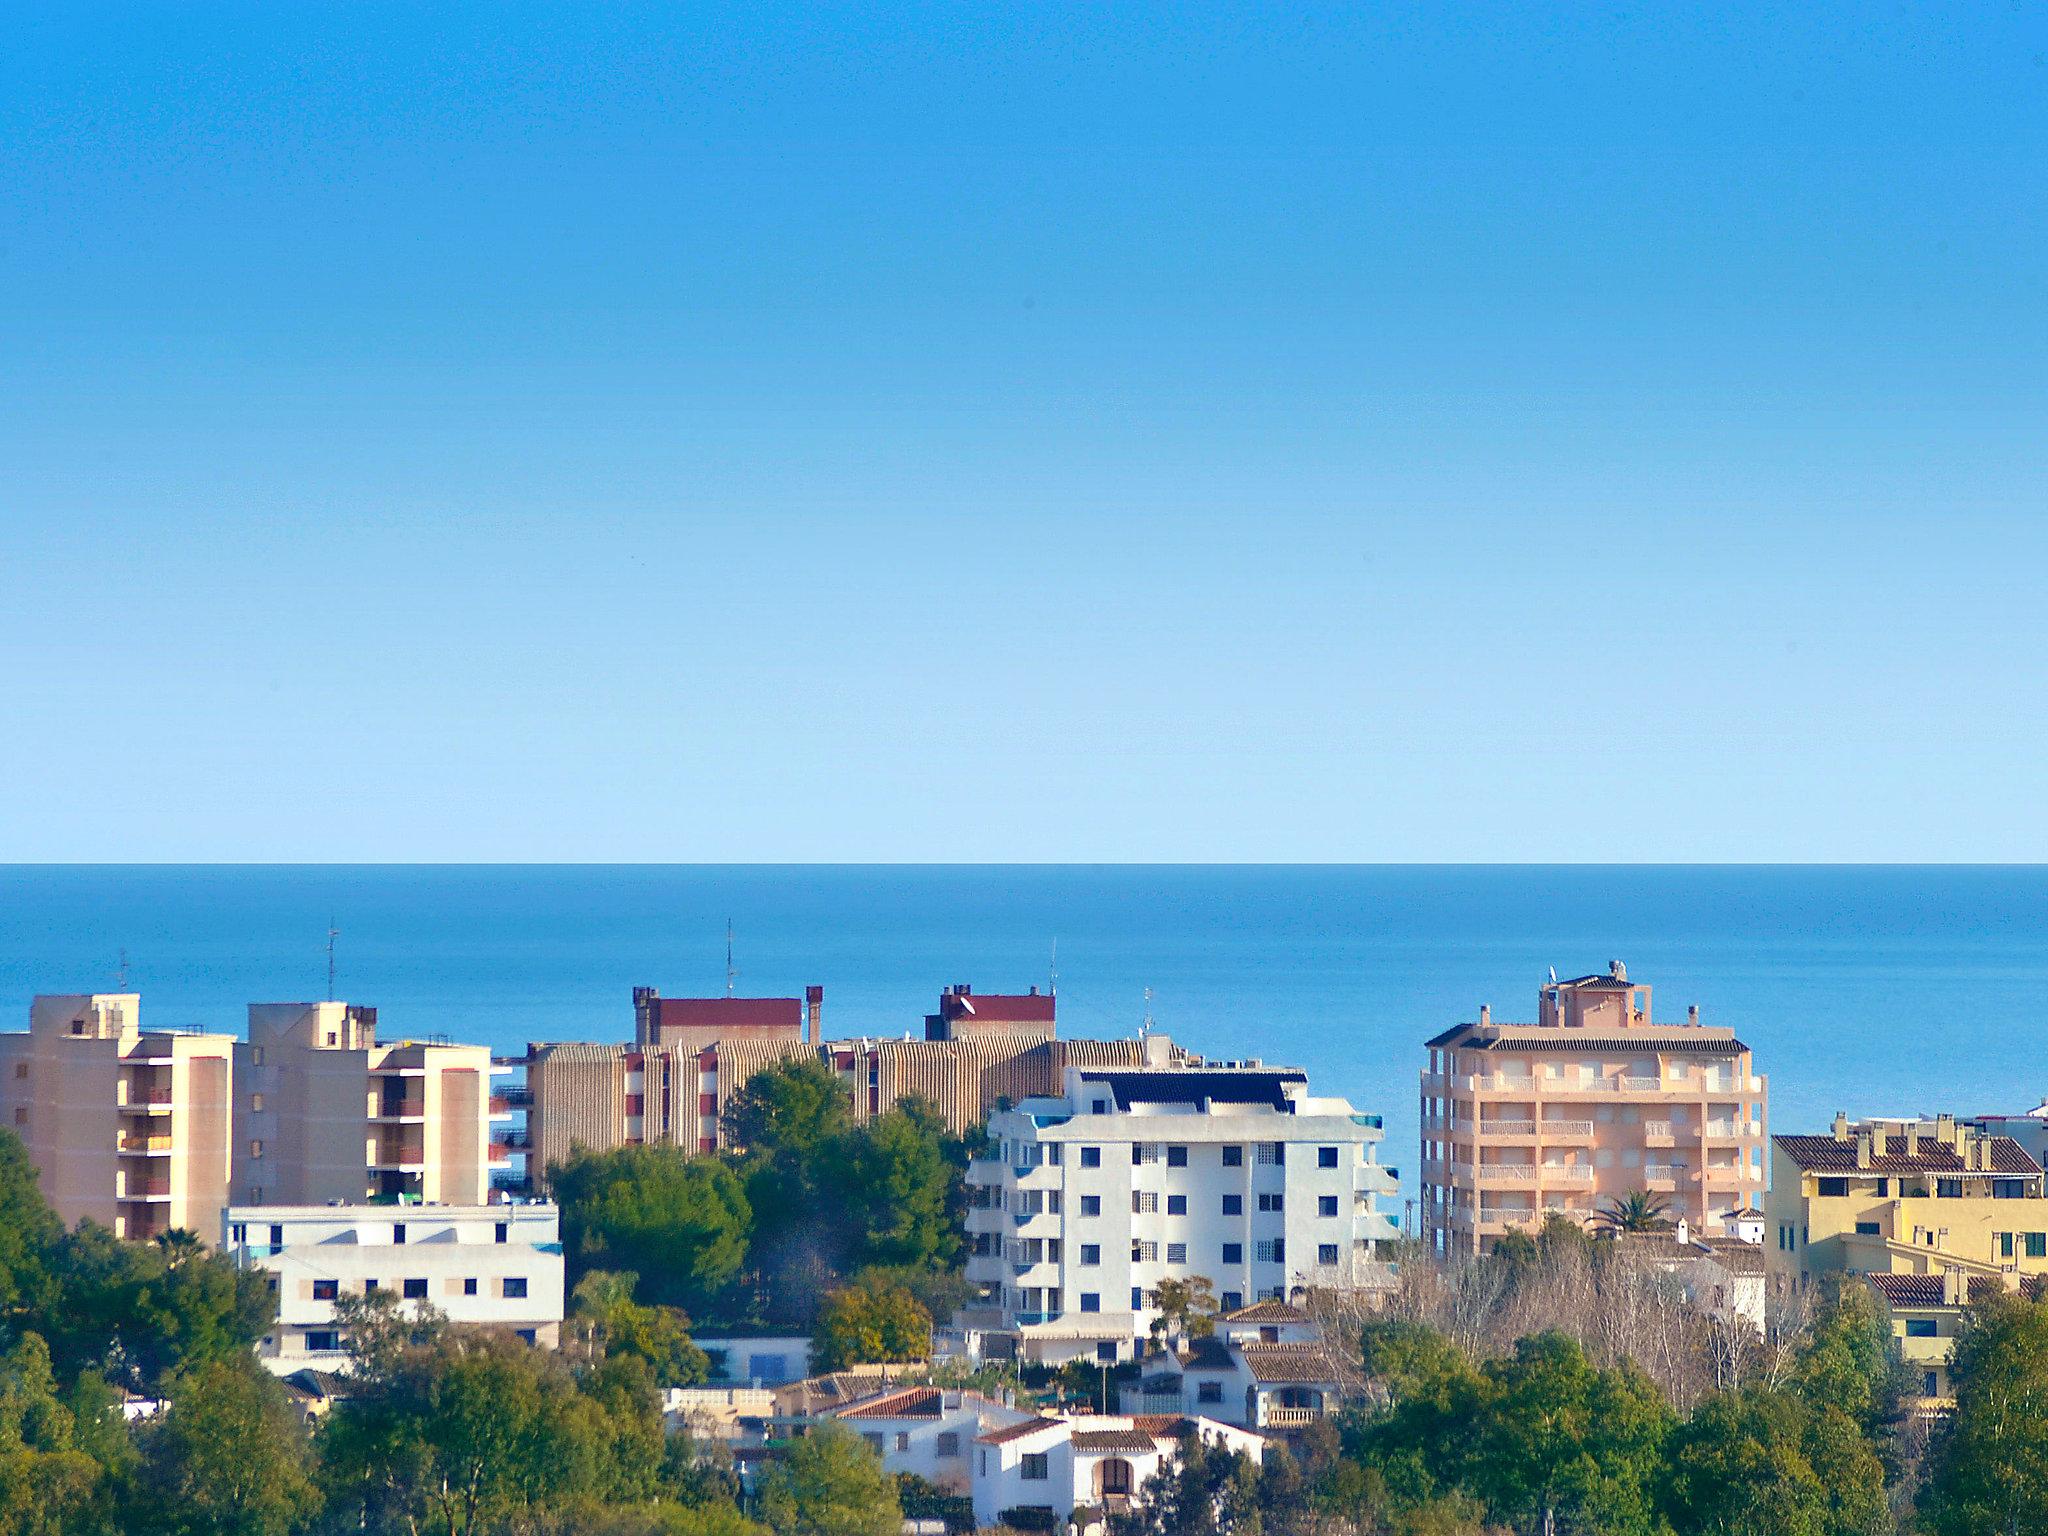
0, 994, 236, 1241
1768, 1113, 2048, 1412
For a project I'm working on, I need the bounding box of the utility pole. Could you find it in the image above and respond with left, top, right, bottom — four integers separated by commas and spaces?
326, 919, 340, 1002
724, 919, 738, 997
116, 948, 128, 990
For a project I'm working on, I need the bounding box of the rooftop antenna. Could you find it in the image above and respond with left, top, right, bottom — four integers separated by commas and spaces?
724, 919, 738, 997
1549, 966, 1559, 985
116, 948, 129, 990
326, 919, 340, 1002
1141, 986, 1154, 1039
1048, 939, 1059, 998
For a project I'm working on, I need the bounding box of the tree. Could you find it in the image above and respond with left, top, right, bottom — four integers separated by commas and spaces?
1594, 1191, 1672, 1234
827, 1101, 964, 1274
1919, 1291, 2048, 1536
721, 1060, 851, 1162
0, 1132, 59, 1320
1663, 1387, 1834, 1536
1147, 1276, 1219, 1342
811, 1281, 930, 1372
571, 1271, 712, 1386
1109, 1430, 1262, 1536
0, 1332, 104, 1536
128, 1359, 318, 1536
552, 1146, 753, 1317
753, 1423, 900, 1536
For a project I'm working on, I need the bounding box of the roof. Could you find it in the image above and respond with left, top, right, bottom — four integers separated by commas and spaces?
1077, 1069, 1306, 1111
1557, 973, 1634, 990
654, 997, 803, 1032
834, 1387, 942, 1420
1071, 1429, 1160, 1453
1430, 1028, 1749, 1055
1173, 1337, 1235, 1372
939, 990, 1056, 1024
977, 1417, 1061, 1446
1776, 1134, 2041, 1176
1222, 1300, 1308, 1324
1240, 1345, 1343, 1384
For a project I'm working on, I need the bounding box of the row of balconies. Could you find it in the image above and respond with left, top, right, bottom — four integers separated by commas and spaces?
1424, 1117, 1759, 1143
1423, 1071, 1764, 1097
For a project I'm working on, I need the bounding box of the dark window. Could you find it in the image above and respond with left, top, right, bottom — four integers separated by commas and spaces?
1259, 1193, 1284, 1213
1167, 1146, 1188, 1167
269, 1224, 284, 1247
1223, 1243, 1243, 1265
463, 1277, 479, 1296
1222, 1194, 1242, 1215
1937, 1178, 1963, 1199
1222, 1145, 1244, 1167
1318, 1244, 1340, 1265
364, 1279, 379, 1294
937, 1431, 960, 1457
1167, 1195, 1187, 1216
1081, 1195, 1101, 1217
1817, 1178, 1849, 1197
1095, 1342, 1118, 1362
403, 1278, 428, 1299
1023, 1453, 1049, 1480
1080, 1293, 1100, 1313
503, 1276, 528, 1299
1905, 1319, 1938, 1338
1081, 1244, 1101, 1266
1319, 1196, 1340, 1217
1132, 1287, 1143, 1308
1081, 1147, 1101, 1168
895, 1432, 910, 1452
392, 1223, 406, 1245
516, 1328, 536, 1345
1197, 1380, 1223, 1403
1855, 1221, 1880, 1235
1318, 1146, 1340, 1168
305, 1330, 340, 1353
495, 1223, 508, 1244
312, 1279, 338, 1301
1221, 1291, 1243, 1311
2027, 1233, 2046, 1259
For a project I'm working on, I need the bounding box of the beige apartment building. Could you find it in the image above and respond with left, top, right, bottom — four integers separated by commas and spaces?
0, 994, 236, 1241
1421, 964, 1767, 1253
233, 1002, 506, 1207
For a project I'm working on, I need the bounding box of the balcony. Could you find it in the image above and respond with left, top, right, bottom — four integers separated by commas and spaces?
1643, 1122, 1676, 1144
1476, 1165, 1540, 1184
1476, 1120, 1537, 1141
1538, 1120, 1596, 1139
122, 1091, 175, 1112
1704, 1121, 1753, 1140
1540, 1165, 1595, 1184
372, 1100, 426, 1123
498, 1086, 534, 1109
1643, 1164, 1685, 1189
120, 1179, 172, 1201
118, 1134, 174, 1155
1264, 1407, 1325, 1427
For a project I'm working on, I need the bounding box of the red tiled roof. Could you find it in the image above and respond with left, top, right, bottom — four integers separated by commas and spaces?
1173, 1337, 1235, 1372
977, 1417, 1061, 1445
1130, 1414, 1200, 1438
835, 1387, 942, 1420
1222, 1300, 1307, 1324
1240, 1345, 1342, 1384
1776, 1135, 2040, 1176
658, 997, 803, 1032
1072, 1429, 1158, 1453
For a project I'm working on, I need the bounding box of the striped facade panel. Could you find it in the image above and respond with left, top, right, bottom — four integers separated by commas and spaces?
527, 1044, 627, 1184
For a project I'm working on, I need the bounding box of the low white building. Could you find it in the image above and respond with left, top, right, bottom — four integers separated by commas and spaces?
972, 1413, 1265, 1533
822, 1385, 1036, 1493
1120, 1299, 1349, 1431
966, 1064, 1399, 1363
223, 1202, 565, 1375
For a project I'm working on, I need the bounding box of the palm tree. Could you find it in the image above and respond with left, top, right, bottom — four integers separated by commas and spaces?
1594, 1190, 1672, 1233
154, 1228, 204, 1268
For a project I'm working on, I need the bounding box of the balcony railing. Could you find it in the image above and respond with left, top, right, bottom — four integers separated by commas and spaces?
1643, 1122, 1675, 1141
1643, 1164, 1685, 1185
1477, 1120, 1537, 1139
118, 1135, 174, 1154
1264, 1407, 1324, 1427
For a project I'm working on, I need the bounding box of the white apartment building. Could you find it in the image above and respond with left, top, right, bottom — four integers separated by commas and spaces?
972, 1413, 1266, 1534
223, 1202, 565, 1375
965, 1065, 1399, 1364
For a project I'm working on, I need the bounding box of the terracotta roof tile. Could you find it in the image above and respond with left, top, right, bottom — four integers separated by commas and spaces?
1777, 1134, 2040, 1176
835, 1387, 942, 1420
1221, 1300, 1308, 1324
976, 1417, 1061, 1445
1071, 1429, 1159, 1452
1240, 1345, 1342, 1384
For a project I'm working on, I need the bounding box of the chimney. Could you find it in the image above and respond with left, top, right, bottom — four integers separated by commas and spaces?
1943, 1269, 1968, 1306
1832, 1111, 1851, 1144
1871, 1125, 1889, 1159
1906, 1123, 1921, 1157
1687, 1005, 1699, 1025
805, 986, 823, 1045
1856, 1132, 1872, 1169
1479, 1004, 1491, 1027
1609, 960, 1628, 982
1936, 1113, 1957, 1145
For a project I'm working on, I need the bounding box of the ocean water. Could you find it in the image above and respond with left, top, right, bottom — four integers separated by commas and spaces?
3, 865, 2046, 1208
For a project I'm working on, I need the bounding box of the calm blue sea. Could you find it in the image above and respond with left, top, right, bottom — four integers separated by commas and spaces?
3, 866, 2045, 1209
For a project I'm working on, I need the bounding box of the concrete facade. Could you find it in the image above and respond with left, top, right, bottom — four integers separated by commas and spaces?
0, 994, 235, 1241
1421, 963, 1769, 1253
965, 1064, 1399, 1364
223, 1202, 564, 1375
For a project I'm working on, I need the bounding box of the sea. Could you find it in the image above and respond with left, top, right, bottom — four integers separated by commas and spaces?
3, 865, 2044, 1209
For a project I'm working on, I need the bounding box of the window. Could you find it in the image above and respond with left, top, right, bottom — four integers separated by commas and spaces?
1197, 1380, 1223, 1404
495, 1223, 508, 1244
1133, 1241, 1158, 1262
1257, 1143, 1284, 1165
1132, 1286, 1144, 1308
1223, 1243, 1243, 1265
1167, 1195, 1187, 1216
1222, 1194, 1243, 1215
305, 1331, 340, 1353
1093, 1099, 1109, 1113
895, 1432, 911, 1452
250, 1093, 264, 1112
1167, 1145, 1188, 1167
1319, 1146, 1340, 1168
1133, 1191, 1159, 1214
1079, 1293, 1101, 1313
1096, 1342, 1118, 1362
1081, 1195, 1101, 1217
364, 1279, 379, 1294
2027, 1233, 2046, 1259
503, 1276, 529, 1299
1081, 1147, 1102, 1168
937, 1432, 960, 1457
313, 1280, 338, 1301
1133, 1144, 1156, 1165
2001, 1232, 2016, 1259
1318, 1244, 1340, 1265
325, 1033, 337, 1046
1023, 1453, 1049, 1481
1221, 1292, 1243, 1311
1924, 1371, 1939, 1397
248, 1139, 264, 1159
1167, 1242, 1187, 1264
1258, 1193, 1284, 1213
1905, 1319, 1938, 1338
1817, 1178, 1849, 1197
864, 1433, 884, 1454
1855, 1222, 1881, 1236
1222, 1145, 1244, 1167
393, 1223, 407, 1245
1081, 1244, 1101, 1266
1319, 1196, 1340, 1218
1937, 1178, 1963, 1199
403, 1278, 428, 1299
1257, 1239, 1285, 1263
464, 1277, 479, 1296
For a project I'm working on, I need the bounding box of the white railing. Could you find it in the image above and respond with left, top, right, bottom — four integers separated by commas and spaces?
1477, 1120, 1538, 1138
1539, 1120, 1596, 1137
1704, 1121, 1751, 1138
1643, 1164, 1685, 1184
1643, 1121, 1675, 1139
1478, 1165, 1539, 1182
1542, 1165, 1595, 1183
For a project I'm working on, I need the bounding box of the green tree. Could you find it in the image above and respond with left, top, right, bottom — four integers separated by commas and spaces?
553, 1146, 753, 1317
0, 1132, 59, 1320
1109, 1430, 1262, 1536
1146, 1276, 1219, 1342
810, 1281, 931, 1372
571, 1271, 712, 1386
1349, 1319, 1490, 1505
1919, 1290, 2048, 1536
128, 1359, 317, 1536
0, 1333, 105, 1536
828, 1101, 963, 1274
1594, 1191, 1672, 1234
1664, 1387, 1833, 1536
754, 1423, 900, 1536
720, 1060, 851, 1162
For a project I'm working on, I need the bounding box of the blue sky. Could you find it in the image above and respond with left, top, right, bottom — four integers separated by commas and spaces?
2, 5, 2043, 861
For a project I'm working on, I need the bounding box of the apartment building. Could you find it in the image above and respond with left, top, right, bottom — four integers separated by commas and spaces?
1766, 1112, 2048, 1410
522, 983, 1179, 1178
965, 1063, 1400, 1365
1420, 963, 1768, 1254
223, 1202, 565, 1375
0, 994, 235, 1241
232, 1003, 507, 1207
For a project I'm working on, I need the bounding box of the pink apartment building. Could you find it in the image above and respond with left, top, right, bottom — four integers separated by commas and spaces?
1420, 964, 1768, 1254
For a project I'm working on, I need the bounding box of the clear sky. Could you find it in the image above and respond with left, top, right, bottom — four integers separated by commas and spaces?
2, 5, 2043, 862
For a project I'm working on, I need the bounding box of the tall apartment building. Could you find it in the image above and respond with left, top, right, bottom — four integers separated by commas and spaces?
0, 994, 236, 1241
1767, 1113, 2048, 1410
523, 984, 1179, 1179
1421, 964, 1768, 1254
965, 1062, 1399, 1365
233, 1002, 506, 1207
224, 1201, 564, 1375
